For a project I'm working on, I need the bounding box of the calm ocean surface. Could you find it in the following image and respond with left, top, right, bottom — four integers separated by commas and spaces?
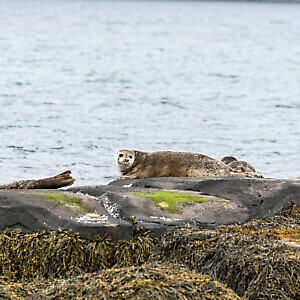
0, 0, 299, 186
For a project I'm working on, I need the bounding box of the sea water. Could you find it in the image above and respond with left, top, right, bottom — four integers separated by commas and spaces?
0, 0, 299, 185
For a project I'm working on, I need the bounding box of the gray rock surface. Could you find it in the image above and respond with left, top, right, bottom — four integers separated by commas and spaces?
0, 190, 133, 240
0, 177, 299, 240
108, 177, 300, 218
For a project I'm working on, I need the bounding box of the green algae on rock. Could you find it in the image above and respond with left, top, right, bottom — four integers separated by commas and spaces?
39, 193, 91, 213
134, 190, 210, 214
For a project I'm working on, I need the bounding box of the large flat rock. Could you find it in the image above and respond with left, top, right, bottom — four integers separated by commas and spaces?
0, 177, 299, 240
71, 177, 299, 233
106, 177, 300, 218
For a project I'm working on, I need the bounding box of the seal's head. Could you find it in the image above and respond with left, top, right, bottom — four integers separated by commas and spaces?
221, 156, 238, 165
228, 161, 256, 173
115, 149, 136, 175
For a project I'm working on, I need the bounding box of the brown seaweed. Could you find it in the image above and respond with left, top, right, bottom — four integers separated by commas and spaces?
157, 203, 300, 299
114, 227, 157, 268
0, 262, 241, 299
0, 203, 298, 299
0, 226, 156, 281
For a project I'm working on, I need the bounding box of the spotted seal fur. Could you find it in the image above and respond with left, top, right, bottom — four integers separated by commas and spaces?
221, 156, 257, 174
114, 149, 262, 181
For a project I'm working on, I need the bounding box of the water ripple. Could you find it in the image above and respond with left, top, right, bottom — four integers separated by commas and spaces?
0, 0, 299, 185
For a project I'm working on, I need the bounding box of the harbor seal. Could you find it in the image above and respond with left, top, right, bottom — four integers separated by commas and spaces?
221, 156, 257, 174
0, 170, 76, 189
114, 149, 262, 181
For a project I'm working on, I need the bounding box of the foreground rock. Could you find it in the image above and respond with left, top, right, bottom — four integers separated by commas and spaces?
0, 180, 298, 299
0, 177, 299, 239
0, 205, 298, 299
0, 190, 133, 240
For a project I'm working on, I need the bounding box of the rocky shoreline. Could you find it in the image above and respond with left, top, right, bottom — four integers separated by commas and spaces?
0, 177, 299, 299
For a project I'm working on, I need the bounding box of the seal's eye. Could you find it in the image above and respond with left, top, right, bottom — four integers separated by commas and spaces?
129, 155, 133, 159
119, 154, 123, 158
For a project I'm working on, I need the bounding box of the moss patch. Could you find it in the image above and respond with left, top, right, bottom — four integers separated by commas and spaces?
39, 193, 91, 213
134, 190, 210, 214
